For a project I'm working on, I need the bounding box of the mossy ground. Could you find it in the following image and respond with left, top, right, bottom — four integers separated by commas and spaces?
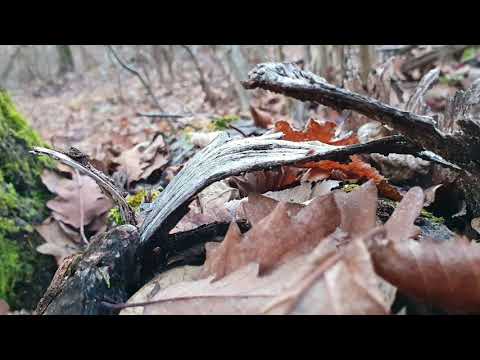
0, 90, 57, 309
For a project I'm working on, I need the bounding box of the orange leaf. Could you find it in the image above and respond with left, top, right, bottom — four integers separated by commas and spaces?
301, 156, 402, 201
275, 118, 358, 145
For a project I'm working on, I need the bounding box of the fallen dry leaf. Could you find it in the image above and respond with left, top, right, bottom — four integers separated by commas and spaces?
172, 181, 239, 233
143, 238, 389, 315
120, 266, 202, 315
113, 134, 168, 185
201, 181, 379, 280
41, 169, 112, 229
35, 217, 81, 264
369, 187, 480, 313
302, 156, 402, 201
372, 235, 480, 314
263, 180, 340, 204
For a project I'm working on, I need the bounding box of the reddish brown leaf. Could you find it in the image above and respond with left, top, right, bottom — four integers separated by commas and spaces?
143, 237, 389, 315
372, 236, 480, 314
202, 181, 379, 280
41, 170, 112, 229
302, 156, 402, 201
275, 118, 358, 145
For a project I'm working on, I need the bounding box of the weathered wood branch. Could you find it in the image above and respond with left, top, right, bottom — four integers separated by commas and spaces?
242, 62, 480, 219
30, 147, 136, 226
401, 45, 469, 74
139, 132, 422, 243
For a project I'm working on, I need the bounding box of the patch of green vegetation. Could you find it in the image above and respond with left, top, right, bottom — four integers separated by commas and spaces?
461, 47, 479, 63
439, 74, 465, 86
208, 114, 240, 131
420, 209, 445, 224
342, 183, 360, 193
0, 90, 56, 309
108, 189, 161, 226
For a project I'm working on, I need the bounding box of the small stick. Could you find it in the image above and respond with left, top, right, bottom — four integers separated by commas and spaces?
31, 146, 136, 226
75, 169, 89, 245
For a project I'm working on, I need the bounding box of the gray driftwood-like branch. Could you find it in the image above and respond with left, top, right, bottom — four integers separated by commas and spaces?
242, 62, 480, 219
30, 147, 136, 226
401, 45, 469, 74
139, 132, 421, 243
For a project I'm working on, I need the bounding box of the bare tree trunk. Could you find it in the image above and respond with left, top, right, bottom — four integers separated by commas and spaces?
333, 45, 346, 85
181, 45, 217, 107
164, 46, 175, 81
360, 45, 373, 86
274, 45, 285, 62
223, 45, 251, 113
152, 45, 166, 84
56, 45, 75, 76
1, 46, 24, 84
79, 45, 98, 71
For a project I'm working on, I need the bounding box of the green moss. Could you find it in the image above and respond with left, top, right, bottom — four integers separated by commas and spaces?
420, 209, 445, 224
342, 183, 360, 193
108, 189, 161, 226
208, 114, 240, 131
0, 89, 56, 309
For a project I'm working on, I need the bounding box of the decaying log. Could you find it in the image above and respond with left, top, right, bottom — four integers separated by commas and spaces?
242, 62, 480, 219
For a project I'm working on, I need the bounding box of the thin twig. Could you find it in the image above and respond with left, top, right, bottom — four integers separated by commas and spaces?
136, 111, 191, 119
30, 147, 136, 226
75, 169, 88, 245
106, 45, 164, 112
228, 124, 248, 138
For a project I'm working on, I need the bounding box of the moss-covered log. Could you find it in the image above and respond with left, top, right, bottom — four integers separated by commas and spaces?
0, 89, 56, 310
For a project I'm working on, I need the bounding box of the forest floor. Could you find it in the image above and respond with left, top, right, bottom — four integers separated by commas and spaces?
5, 46, 480, 315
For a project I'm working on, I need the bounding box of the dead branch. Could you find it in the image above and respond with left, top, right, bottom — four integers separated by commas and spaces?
136, 111, 191, 119
242, 62, 480, 219
107, 45, 164, 112
139, 132, 422, 243
401, 45, 469, 74
30, 146, 136, 226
